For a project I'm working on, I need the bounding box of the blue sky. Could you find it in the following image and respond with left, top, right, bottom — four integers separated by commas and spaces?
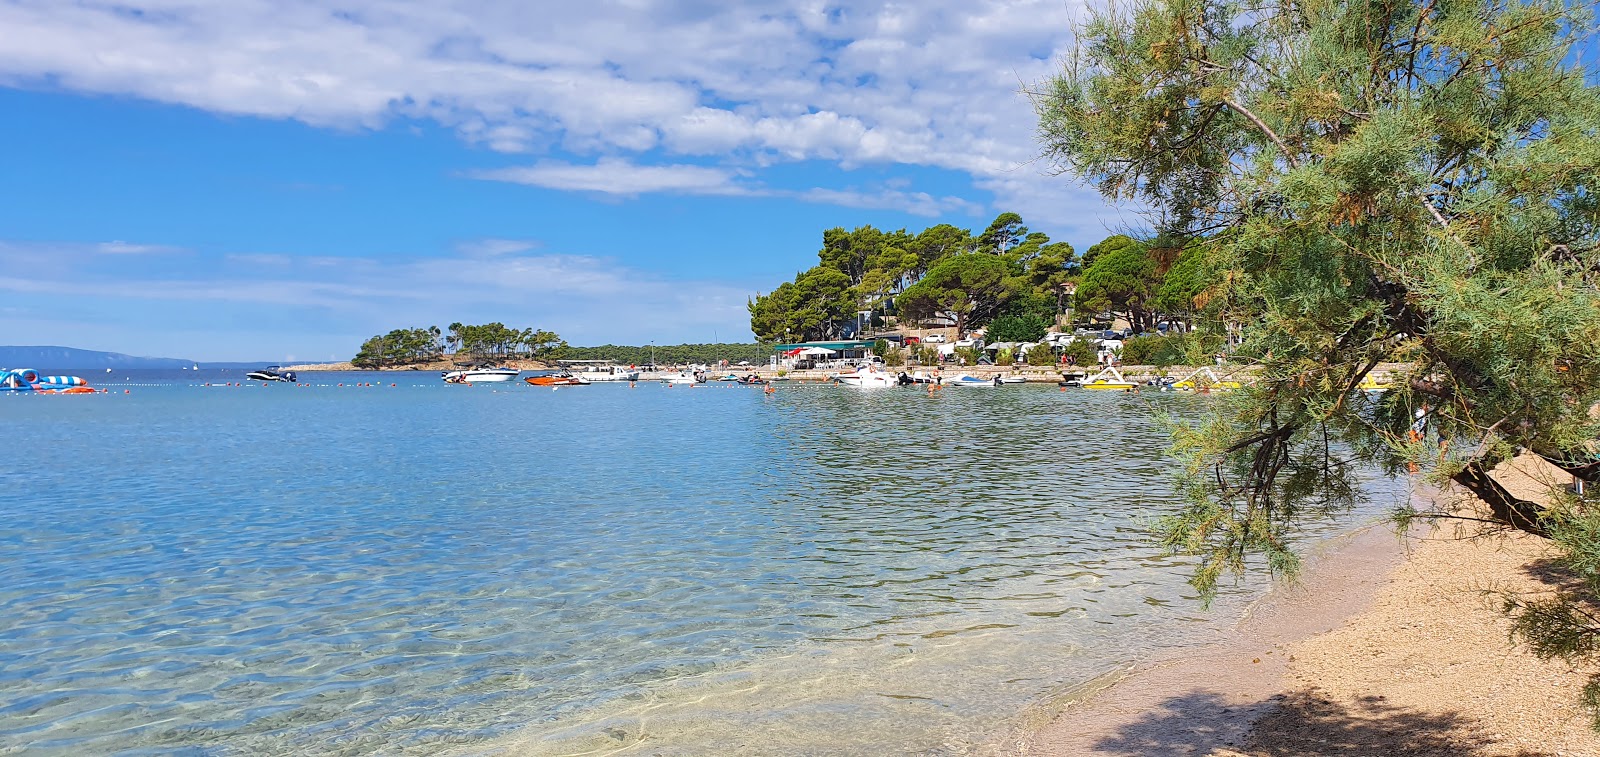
0, 0, 1124, 362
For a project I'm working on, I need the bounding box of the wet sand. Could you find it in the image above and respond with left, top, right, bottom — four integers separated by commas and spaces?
1020, 466, 1600, 756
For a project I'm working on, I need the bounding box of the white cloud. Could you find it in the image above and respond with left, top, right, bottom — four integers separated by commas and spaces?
455, 238, 541, 257
0, 1, 1107, 226
96, 240, 181, 255
0, 238, 758, 353
470, 158, 750, 197
794, 187, 984, 218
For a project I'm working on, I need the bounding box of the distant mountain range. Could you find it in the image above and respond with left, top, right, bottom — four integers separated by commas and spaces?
0, 346, 265, 370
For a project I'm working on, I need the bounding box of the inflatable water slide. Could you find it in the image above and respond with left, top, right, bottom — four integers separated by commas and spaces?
0, 368, 99, 394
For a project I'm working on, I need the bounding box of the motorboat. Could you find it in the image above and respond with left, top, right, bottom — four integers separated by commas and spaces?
896, 371, 937, 385
945, 373, 1001, 388
441, 367, 520, 384
247, 366, 298, 382
835, 364, 896, 388
997, 374, 1028, 384
1081, 367, 1139, 391
525, 372, 589, 387
661, 370, 706, 385
735, 374, 768, 385
558, 361, 641, 382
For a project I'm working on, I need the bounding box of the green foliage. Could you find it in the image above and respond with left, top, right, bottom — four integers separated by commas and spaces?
995, 347, 1016, 364
986, 312, 1051, 343
1118, 331, 1227, 367
978, 212, 1029, 256
751, 213, 1079, 340
1116, 335, 1161, 365
897, 254, 1015, 334
1059, 339, 1097, 366
871, 339, 890, 357
1026, 342, 1058, 366
1153, 246, 1214, 317
1038, 0, 1600, 722
1077, 239, 1161, 330
883, 349, 906, 367
953, 346, 983, 365
355, 323, 565, 367
353, 326, 443, 368
913, 344, 941, 365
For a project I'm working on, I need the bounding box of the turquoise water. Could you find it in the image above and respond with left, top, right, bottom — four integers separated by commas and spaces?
1, 372, 1399, 755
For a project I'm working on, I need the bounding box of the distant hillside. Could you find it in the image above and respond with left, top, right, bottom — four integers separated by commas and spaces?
0, 345, 198, 369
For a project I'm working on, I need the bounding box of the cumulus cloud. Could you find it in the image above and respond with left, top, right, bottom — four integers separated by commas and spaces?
0, 0, 1106, 226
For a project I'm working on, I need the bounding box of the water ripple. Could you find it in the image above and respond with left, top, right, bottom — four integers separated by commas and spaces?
0, 375, 1405, 754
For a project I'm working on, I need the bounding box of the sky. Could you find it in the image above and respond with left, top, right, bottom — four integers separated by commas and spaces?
0, 0, 1136, 361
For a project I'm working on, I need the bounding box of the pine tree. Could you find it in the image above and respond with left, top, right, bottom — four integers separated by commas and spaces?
1037, 0, 1600, 720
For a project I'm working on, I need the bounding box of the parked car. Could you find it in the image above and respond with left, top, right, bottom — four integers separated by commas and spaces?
924, 333, 948, 343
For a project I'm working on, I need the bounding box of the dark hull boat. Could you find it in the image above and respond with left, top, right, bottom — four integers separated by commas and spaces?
247, 366, 298, 382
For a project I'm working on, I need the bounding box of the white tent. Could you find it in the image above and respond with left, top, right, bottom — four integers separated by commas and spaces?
798, 346, 836, 356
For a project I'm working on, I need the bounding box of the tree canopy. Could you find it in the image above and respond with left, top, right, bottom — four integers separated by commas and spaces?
750, 213, 1080, 341
1038, 0, 1600, 720
895, 253, 1015, 336
352, 322, 565, 367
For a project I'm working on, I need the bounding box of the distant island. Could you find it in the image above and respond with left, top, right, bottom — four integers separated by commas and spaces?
0, 346, 273, 370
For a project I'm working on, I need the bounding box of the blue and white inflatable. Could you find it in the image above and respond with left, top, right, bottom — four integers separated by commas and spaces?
1, 368, 93, 392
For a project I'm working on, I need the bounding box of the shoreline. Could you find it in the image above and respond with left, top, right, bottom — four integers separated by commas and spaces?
1017, 490, 1600, 755
1013, 520, 1410, 756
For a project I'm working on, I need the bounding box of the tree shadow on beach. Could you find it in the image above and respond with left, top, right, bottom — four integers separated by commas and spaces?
1090, 689, 1555, 756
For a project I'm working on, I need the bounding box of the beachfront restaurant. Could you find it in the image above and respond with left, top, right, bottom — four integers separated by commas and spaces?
775, 340, 878, 370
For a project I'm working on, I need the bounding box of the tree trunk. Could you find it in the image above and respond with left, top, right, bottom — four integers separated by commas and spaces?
1450, 460, 1550, 537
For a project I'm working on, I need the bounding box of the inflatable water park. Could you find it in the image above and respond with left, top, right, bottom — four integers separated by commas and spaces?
0, 368, 101, 394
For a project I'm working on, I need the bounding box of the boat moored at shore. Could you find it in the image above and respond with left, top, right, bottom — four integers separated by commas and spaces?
834, 364, 896, 388
558, 360, 641, 382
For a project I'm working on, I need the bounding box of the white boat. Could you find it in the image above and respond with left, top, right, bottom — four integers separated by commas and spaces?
997, 375, 1028, 384
945, 373, 1001, 388
559, 360, 641, 382
441, 367, 520, 383
661, 370, 705, 385
836, 364, 896, 388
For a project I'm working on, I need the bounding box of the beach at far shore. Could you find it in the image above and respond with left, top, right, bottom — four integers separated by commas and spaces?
1018, 471, 1600, 756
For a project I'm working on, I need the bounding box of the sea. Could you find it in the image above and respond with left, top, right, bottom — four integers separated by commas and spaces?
0, 369, 1407, 755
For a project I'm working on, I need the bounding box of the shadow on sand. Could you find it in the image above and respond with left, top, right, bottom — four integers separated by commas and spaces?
1090, 689, 1554, 756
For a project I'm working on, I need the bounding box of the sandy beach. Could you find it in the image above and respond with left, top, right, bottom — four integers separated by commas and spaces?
1021, 473, 1600, 756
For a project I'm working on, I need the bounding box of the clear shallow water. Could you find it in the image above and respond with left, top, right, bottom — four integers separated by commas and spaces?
0, 370, 1404, 755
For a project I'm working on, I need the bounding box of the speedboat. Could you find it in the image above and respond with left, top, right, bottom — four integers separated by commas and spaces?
525, 372, 588, 386
442, 367, 520, 384
735, 374, 768, 385
247, 366, 298, 382
945, 373, 1001, 388
836, 364, 896, 388
997, 374, 1028, 384
896, 371, 937, 385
